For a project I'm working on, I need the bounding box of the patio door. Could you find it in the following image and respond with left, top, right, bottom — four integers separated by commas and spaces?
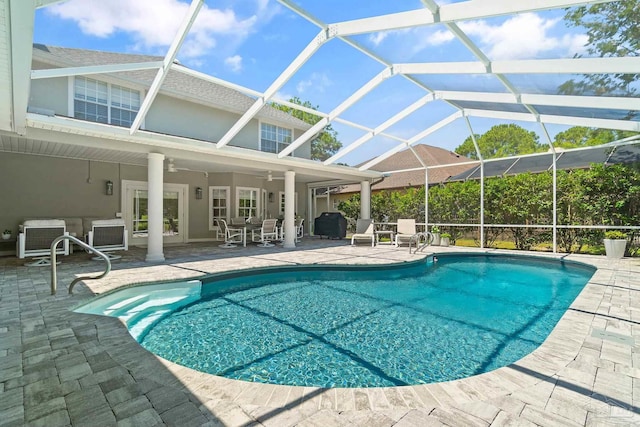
122, 180, 188, 245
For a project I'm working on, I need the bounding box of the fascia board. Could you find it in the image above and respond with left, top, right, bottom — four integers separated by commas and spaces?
31, 62, 163, 79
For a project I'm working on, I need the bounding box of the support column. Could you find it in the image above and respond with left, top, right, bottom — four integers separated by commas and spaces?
360, 180, 371, 220
424, 168, 429, 227
540, 123, 557, 253
283, 170, 296, 248
465, 116, 484, 248
146, 153, 165, 262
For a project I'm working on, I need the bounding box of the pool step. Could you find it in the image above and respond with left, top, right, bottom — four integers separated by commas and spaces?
75, 280, 202, 340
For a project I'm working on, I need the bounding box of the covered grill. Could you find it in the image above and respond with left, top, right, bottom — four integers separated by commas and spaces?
313, 212, 347, 239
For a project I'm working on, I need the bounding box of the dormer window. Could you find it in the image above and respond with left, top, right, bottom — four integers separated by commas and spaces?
73, 77, 140, 127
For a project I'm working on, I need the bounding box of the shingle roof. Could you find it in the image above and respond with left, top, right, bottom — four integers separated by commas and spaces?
32, 44, 311, 131
337, 144, 472, 193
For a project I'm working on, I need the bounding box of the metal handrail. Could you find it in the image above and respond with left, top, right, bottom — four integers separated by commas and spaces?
409, 232, 434, 254
50, 235, 111, 295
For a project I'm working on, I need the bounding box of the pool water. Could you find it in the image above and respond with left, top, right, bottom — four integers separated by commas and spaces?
135, 255, 594, 388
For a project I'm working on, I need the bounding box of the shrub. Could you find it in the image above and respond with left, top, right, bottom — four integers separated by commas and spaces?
604, 230, 627, 239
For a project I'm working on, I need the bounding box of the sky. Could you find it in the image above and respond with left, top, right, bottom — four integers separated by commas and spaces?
33, 0, 598, 166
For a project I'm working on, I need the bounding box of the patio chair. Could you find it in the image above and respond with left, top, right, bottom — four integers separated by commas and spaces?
350, 218, 376, 247
17, 219, 69, 266
394, 219, 417, 247
296, 217, 304, 242
252, 218, 278, 247
86, 218, 128, 260
217, 219, 244, 248
231, 217, 246, 226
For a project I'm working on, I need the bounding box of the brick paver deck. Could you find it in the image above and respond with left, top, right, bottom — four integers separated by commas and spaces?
1, 239, 638, 426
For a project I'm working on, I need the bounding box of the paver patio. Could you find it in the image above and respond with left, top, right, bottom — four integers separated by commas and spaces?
0, 239, 639, 426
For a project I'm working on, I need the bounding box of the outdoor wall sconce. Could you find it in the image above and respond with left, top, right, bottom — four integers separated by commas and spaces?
105, 180, 113, 196
268, 192, 274, 203
195, 187, 203, 200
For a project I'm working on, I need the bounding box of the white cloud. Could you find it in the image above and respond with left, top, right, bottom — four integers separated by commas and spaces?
369, 32, 389, 46
459, 13, 586, 60
224, 55, 243, 72
368, 27, 454, 56
296, 72, 332, 94
47, 0, 260, 59
367, 13, 587, 61
273, 91, 294, 102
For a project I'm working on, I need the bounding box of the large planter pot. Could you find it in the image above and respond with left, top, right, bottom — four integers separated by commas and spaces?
431, 233, 441, 246
604, 239, 626, 259
440, 237, 450, 247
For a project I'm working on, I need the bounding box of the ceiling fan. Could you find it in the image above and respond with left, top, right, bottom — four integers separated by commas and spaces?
254, 170, 285, 181
166, 158, 191, 173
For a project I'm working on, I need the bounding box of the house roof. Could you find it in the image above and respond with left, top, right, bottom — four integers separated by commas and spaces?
32, 44, 312, 132
337, 144, 472, 193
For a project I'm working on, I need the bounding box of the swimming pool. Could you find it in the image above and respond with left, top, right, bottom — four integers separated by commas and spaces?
77, 254, 595, 388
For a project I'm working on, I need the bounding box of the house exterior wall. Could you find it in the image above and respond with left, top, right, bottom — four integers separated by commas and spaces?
29, 61, 68, 115
146, 94, 258, 148
28, 71, 312, 158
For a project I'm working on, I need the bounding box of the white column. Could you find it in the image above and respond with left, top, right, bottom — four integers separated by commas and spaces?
283, 171, 296, 248
360, 180, 371, 220
146, 153, 165, 262
424, 168, 429, 226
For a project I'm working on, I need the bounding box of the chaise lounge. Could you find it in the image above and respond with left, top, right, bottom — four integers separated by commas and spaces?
350, 218, 376, 247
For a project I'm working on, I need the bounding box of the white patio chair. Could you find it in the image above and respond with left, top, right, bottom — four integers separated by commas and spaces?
295, 218, 304, 242
394, 219, 417, 247
217, 219, 244, 248
350, 218, 376, 247
252, 218, 278, 247
86, 218, 128, 260
17, 219, 69, 266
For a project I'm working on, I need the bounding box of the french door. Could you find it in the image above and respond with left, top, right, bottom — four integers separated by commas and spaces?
122, 180, 188, 245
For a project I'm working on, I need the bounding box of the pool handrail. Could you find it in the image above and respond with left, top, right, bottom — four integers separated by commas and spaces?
409, 232, 434, 254
50, 234, 111, 295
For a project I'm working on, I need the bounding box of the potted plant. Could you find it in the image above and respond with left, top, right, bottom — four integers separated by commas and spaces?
440, 232, 451, 247
430, 225, 441, 246
2, 229, 11, 240
603, 230, 627, 259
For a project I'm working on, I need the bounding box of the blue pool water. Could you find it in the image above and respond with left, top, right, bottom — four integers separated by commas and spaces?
128, 254, 595, 388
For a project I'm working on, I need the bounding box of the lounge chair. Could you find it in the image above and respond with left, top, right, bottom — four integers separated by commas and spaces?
394, 219, 417, 247
86, 218, 128, 260
252, 218, 278, 247
350, 218, 376, 247
217, 219, 244, 248
17, 219, 69, 266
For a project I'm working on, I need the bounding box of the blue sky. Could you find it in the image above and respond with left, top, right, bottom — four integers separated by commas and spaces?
34, 0, 594, 165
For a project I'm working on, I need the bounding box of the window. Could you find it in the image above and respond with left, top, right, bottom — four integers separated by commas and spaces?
278, 191, 298, 217
260, 123, 292, 154
73, 76, 141, 127
236, 187, 259, 219
209, 186, 230, 230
